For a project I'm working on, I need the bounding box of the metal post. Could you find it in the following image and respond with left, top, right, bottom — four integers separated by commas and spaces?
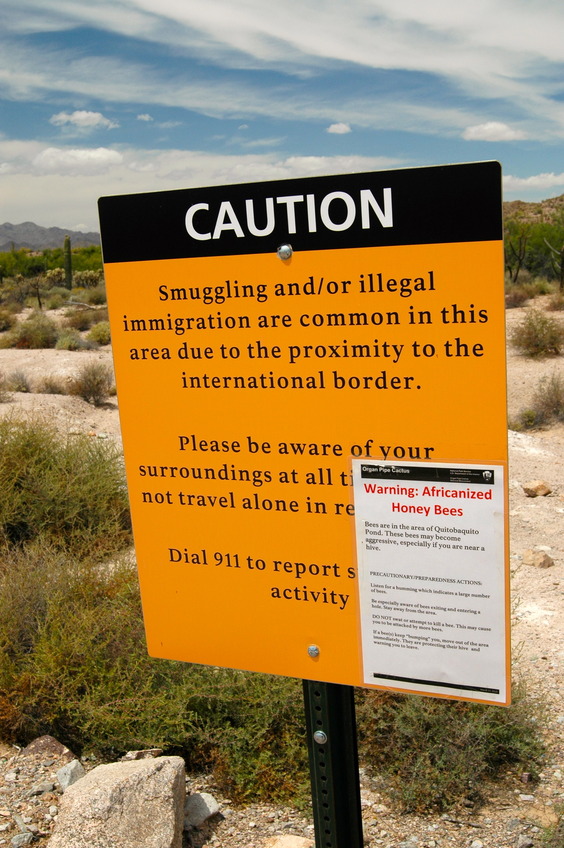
303, 680, 364, 848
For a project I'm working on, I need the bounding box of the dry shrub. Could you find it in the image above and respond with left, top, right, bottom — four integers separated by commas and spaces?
512, 372, 564, 429
64, 307, 98, 331
0, 308, 17, 332
505, 286, 530, 309
6, 370, 31, 393
547, 293, 564, 311
511, 309, 564, 357
0, 373, 11, 403
2, 311, 58, 349
35, 375, 67, 395
69, 361, 114, 405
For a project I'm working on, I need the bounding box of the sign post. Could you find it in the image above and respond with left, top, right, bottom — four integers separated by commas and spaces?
99, 160, 508, 845
303, 681, 363, 848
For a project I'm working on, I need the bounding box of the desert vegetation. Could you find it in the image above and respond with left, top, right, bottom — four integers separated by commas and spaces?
0, 231, 559, 815
503, 199, 564, 288
0, 426, 547, 810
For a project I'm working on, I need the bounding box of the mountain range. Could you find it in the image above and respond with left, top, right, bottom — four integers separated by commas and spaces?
0, 222, 100, 252
2, 193, 564, 252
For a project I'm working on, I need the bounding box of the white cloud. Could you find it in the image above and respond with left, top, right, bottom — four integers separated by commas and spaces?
238, 137, 286, 149
32, 146, 124, 175
327, 123, 352, 135
3, 2, 564, 139
50, 110, 119, 130
0, 137, 404, 229
503, 172, 564, 192
0, 40, 506, 141
462, 122, 526, 141
9, 1, 560, 107
137, 113, 154, 121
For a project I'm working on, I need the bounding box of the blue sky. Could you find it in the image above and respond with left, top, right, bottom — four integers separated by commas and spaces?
1, 0, 564, 231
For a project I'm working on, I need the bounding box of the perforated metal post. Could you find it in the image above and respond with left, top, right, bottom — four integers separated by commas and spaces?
303, 681, 364, 848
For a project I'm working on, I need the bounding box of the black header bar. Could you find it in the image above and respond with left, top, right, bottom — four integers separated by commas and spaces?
98, 161, 502, 264
360, 464, 495, 485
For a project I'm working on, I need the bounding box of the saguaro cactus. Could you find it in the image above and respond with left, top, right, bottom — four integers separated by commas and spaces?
63, 234, 72, 289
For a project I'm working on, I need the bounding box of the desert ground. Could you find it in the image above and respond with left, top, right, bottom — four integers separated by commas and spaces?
0, 298, 563, 847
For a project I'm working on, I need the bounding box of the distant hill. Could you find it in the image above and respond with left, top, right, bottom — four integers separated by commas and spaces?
2, 196, 563, 250
0, 222, 100, 251
503, 194, 564, 225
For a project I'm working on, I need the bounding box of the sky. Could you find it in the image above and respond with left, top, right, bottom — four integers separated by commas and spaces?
1, 0, 564, 232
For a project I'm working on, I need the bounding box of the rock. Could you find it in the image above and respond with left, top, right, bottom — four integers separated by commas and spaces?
10, 834, 33, 847
48, 756, 185, 848
121, 749, 163, 761
56, 759, 86, 790
27, 780, 56, 797
516, 835, 534, 848
523, 480, 552, 497
523, 549, 555, 568
21, 736, 75, 762
264, 837, 315, 848
184, 792, 220, 827
11, 815, 28, 833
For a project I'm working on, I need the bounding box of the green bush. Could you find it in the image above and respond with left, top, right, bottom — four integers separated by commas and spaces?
45, 293, 66, 310
511, 309, 564, 357
69, 287, 107, 306
55, 329, 94, 351
47, 285, 72, 301
0, 543, 308, 803
84, 285, 107, 305
70, 362, 114, 405
0, 417, 130, 556
1, 311, 59, 349
0, 420, 546, 811
526, 277, 554, 296
87, 321, 111, 346
356, 687, 544, 812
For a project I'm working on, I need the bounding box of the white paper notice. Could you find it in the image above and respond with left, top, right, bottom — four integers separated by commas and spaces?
353, 460, 509, 704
